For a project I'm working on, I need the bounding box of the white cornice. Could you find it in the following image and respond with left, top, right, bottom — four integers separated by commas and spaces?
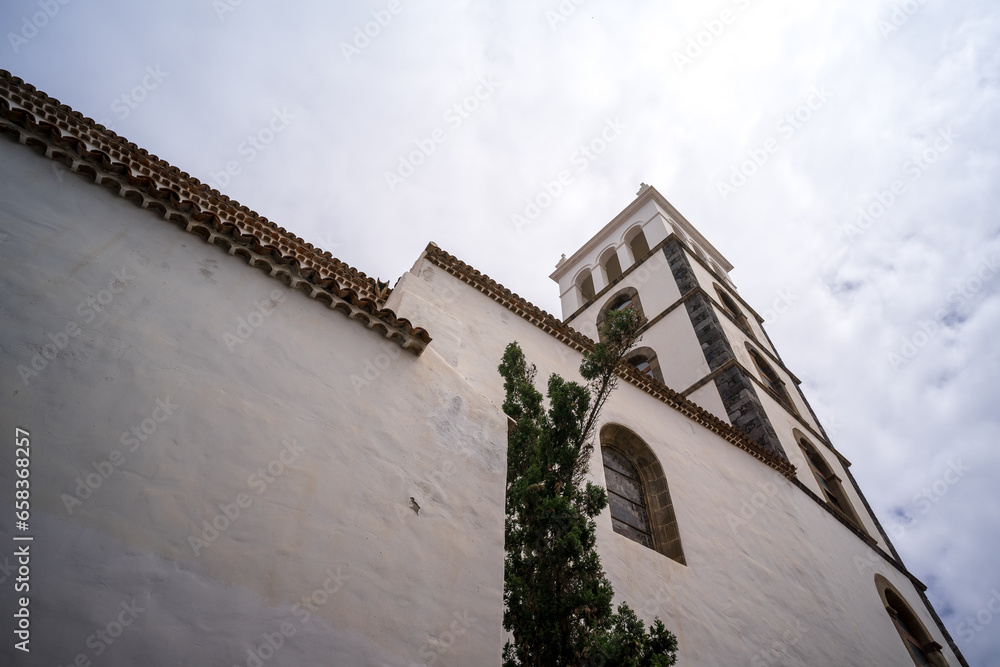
550, 184, 735, 282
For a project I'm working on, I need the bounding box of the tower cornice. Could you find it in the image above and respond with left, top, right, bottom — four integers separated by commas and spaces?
549, 184, 734, 283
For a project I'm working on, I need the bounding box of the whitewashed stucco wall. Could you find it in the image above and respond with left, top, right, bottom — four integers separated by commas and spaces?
0, 137, 506, 667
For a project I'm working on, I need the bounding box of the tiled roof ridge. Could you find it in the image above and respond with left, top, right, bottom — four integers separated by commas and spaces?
0, 70, 430, 354
422, 242, 797, 478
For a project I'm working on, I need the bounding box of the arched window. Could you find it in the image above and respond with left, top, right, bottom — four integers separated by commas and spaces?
626, 227, 650, 264
875, 576, 949, 666
599, 424, 685, 564
797, 434, 861, 528
748, 347, 797, 415
715, 285, 755, 339
627, 346, 664, 384
576, 270, 596, 304
596, 287, 645, 334
601, 247, 623, 284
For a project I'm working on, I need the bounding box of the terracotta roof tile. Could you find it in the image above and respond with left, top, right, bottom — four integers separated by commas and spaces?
0, 70, 430, 354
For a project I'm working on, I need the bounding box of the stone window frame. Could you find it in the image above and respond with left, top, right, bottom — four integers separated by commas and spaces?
746, 344, 799, 416
626, 346, 665, 384
596, 287, 646, 334
795, 431, 863, 530
599, 424, 686, 565
714, 284, 756, 340
874, 575, 950, 667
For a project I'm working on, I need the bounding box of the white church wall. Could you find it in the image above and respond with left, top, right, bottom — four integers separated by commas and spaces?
394, 253, 958, 667
0, 137, 506, 667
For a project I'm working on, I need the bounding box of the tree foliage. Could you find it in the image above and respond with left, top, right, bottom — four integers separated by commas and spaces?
499, 307, 678, 667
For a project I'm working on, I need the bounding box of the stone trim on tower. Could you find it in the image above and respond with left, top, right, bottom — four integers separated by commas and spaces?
663, 238, 788, 460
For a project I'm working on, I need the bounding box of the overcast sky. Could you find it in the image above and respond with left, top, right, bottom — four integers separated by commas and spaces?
3, 0, 998, 663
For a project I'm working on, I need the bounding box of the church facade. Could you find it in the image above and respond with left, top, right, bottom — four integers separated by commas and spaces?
0, 70, 967, 666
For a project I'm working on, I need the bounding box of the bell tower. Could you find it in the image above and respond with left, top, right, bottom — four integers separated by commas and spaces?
550, 184, 831, 463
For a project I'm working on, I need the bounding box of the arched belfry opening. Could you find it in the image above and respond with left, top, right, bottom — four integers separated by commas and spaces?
599, 424, 685, 564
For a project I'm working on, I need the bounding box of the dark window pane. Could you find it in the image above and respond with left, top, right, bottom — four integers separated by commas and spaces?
608, 494, 652, 535
603, 448, 654, 548
611, 518, 654, 549
605, 467, 644, 505
602, 448, 639, 478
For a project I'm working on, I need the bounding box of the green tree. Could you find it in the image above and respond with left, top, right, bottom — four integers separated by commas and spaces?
499, 307, 678, 667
